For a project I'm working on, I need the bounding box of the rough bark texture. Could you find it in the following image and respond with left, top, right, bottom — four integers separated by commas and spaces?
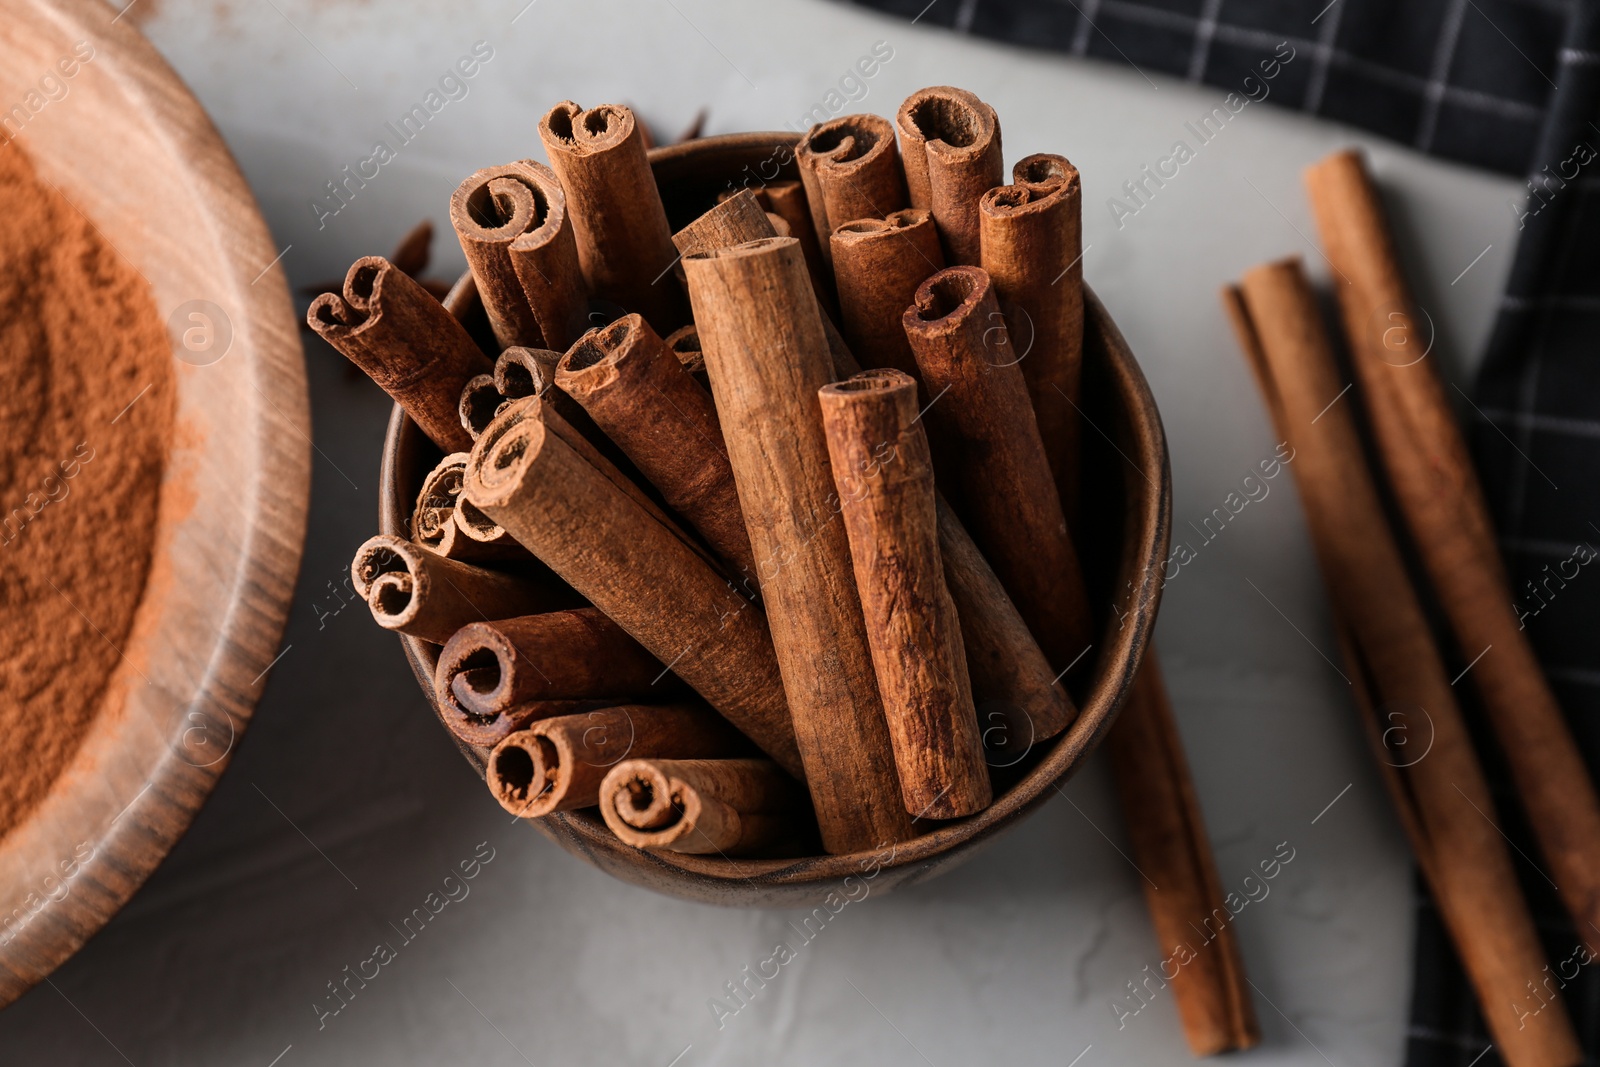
683, 236, 913, 853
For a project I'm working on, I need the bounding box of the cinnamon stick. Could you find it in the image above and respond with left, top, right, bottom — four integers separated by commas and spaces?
819, 370, 990, 818
458, 373, 505, 442
903, 266, 1092, 675
538, 101, 686, 330
934, 496, 1076, 753
895, 87, 1004, 265
1306, 148, 1600, 956
979, 154, 1083, 512
663, 324, 709, 389
1227, 259, 1580, 1067
435, 608, 671, 743
492, 345, 656, 497
412, 452, 520, 563
672, 189, 772, 261
556, 315, 755, 578
796, 113, 909, 265
1106, 652, 1260, 1055
440, 698, 606, 748
351, 534, 574, 644
462, 403, 802, 777
449, 160, 588, 351
724, 181, 833, 307
830, 208, 944, 381
307, 256, 489, 452
683, 235, 913, 852
487, 704, 752, 818
599, 758, 809, 855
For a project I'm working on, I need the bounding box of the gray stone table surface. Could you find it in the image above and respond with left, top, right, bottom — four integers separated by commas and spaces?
0, 0, 1518, 1063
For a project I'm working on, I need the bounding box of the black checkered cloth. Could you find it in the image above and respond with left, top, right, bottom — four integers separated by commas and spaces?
833, 1, 1599, 1064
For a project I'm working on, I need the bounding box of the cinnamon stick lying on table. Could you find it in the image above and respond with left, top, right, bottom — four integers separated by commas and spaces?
903, 265, 1091, 678
435, 609, 671, 744
820, 369, 990, 818
1306, 148, 1600, 956
979, 154, 1084, 512
351, 535, 574, 644
463, 401, 802, 777
538, 101, 686, 330
1106, 652, 1260, 1055
684, 236, 913, 852
557, 315, 756, 579
895, 86, 1004, 266
487, 704, 752, 818
308, 256, 489, 452
600, 758, 809, 855
449, 160, 588, 351
831, 208, 944, 382
796, 113, 908, 266
1227, 259, 1580, 1067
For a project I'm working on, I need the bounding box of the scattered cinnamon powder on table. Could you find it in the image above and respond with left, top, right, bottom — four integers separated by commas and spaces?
0, 141, 175, 840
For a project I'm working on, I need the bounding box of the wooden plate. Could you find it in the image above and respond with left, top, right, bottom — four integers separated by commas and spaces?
381, 134, 1170, 907
0, 0, 309, 1002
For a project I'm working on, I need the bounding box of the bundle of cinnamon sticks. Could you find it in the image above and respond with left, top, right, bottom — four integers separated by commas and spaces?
321, 90, 1254, 1056
1225, 149, 1600, 1067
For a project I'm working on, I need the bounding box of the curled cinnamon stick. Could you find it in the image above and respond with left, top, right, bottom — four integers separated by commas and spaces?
435, 608, 669, 741
556, 315, 755, 578
979, 154, 1083, 511
463, 403, 801, 777
820, 370, 990, 818
351, 534, 573, 644
487, 704, 752, 818
440, 698, 606, 748
538, 101, 686, 330
831, 208, 944, 381
458, 373, 505, 442
683, 236, 913, 852
307, 256, 490, 452
599, 758, 808, 855
1306, 148, 1600, 957
449, 160, 588, 351
1106, 653, 1260, 1055
493, 345, 656, 499
1228, 259, 1579, 1067
412, 452, 520, 563
796, 113, 909, 265
903, 266, 1092, 675
895, 87, 1004, 265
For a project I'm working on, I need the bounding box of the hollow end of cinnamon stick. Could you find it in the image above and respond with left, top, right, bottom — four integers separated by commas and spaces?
599, 758, 806, 854
796, 112, 908, 258
459, 374, 504, 441
906, 264, 991, 330
664, 324, 705, 378
487, 730, 556, 817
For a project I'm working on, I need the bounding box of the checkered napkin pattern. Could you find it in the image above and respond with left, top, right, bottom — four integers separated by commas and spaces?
835, 1, 1599, 1063
834, 0, 1569, 173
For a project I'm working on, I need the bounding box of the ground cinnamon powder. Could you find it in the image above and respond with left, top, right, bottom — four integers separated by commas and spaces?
0, 142, 174, 840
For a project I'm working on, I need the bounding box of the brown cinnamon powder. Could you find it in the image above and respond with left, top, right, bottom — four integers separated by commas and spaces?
0, 142, 174, 839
